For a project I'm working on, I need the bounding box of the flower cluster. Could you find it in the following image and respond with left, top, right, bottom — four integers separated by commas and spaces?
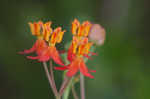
55, 19, 96, 78
19, 21, 65, 66
19, 19, 103, 78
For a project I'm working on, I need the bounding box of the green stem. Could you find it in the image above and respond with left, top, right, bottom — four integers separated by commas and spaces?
59, 76, 72, 99
72, 84, 79, 99
56, 95, 61, 99
62, 77, 74, 99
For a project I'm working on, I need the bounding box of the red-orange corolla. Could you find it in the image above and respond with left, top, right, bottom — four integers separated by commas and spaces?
55, 19, 96, 78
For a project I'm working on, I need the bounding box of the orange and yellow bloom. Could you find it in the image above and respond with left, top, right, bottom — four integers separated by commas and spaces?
20, 21, 66, 66
19, 19, 99, 78
67, 19, 92, 62
55, 19, 96, 78
18, 18, 106, 99
28, 27, 66, 66
19, 21, 49, 55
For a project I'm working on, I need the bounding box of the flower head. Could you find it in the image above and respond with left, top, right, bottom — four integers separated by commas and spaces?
55, 19, 96, 78
55, 36, 95, 78
68, 37, 95, 78
19, 21, 65, 66
68, 19, 92, 62
71, 19, 92, 37
27, 25, 66, 66
19, 21, 51, 55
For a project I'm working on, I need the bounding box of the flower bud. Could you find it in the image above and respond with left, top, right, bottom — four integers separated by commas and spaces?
89, 24, 106, 45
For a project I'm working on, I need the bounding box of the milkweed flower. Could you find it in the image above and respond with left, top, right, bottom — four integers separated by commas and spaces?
55, 19, 96, 78
55, 37, 95, 78
67, 19, 92, 62
27, 26, 66, 66
19, 21, 51, 55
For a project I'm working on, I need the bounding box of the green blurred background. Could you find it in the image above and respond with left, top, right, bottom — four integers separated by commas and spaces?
0, 0, 150, 99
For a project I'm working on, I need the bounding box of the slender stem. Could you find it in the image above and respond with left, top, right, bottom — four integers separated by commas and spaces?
59, 76, 71, 97
62, 77, 74, 99
42, 62, 58, 97
56, 95, 61, 99
80, 73, 85, 99
49, 60, 58, 95
72, 84, 79, 99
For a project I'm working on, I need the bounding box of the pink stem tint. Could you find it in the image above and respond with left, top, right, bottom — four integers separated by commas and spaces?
59, 76, 71, 97
72, 84, 79, 99
80, 73, 85, 99
49, 60, 58, 95
42, 62, 58, 97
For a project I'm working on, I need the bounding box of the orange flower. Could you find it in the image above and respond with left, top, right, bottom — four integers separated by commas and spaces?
71, 19, 92, 37
55, 37, 96, 78
27, 26, 66, 66
19, 21, 51, 55
67, 19, 92, 62
55, 19, 96, 78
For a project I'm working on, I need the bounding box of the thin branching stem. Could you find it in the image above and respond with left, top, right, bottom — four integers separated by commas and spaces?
49, 60, 58, 95
72, 84, 79, 99
80, 73, 85, 99
59, 76, 71, 97
42, 62, 58, 97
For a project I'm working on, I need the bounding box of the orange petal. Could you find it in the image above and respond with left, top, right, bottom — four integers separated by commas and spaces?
54, 66, 69, 70
38, 47, 51, 62
79, 59, 94, 78
27, 56, 39, 60
51, 47, 64, 66
66, 59, 79, 77
56, 30, 65, 43
72, 19, 80, 35
77, 26, 84, 36
89, 70, 96, 72
67, 45, 76, 62
18, 40, 39, 54
36, 39, 47, 55
23, 40, 48, 61
28, 22, 41, 36
43, 22, 52, 41
67, 52, 75, 62
82, 21, 92, 37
